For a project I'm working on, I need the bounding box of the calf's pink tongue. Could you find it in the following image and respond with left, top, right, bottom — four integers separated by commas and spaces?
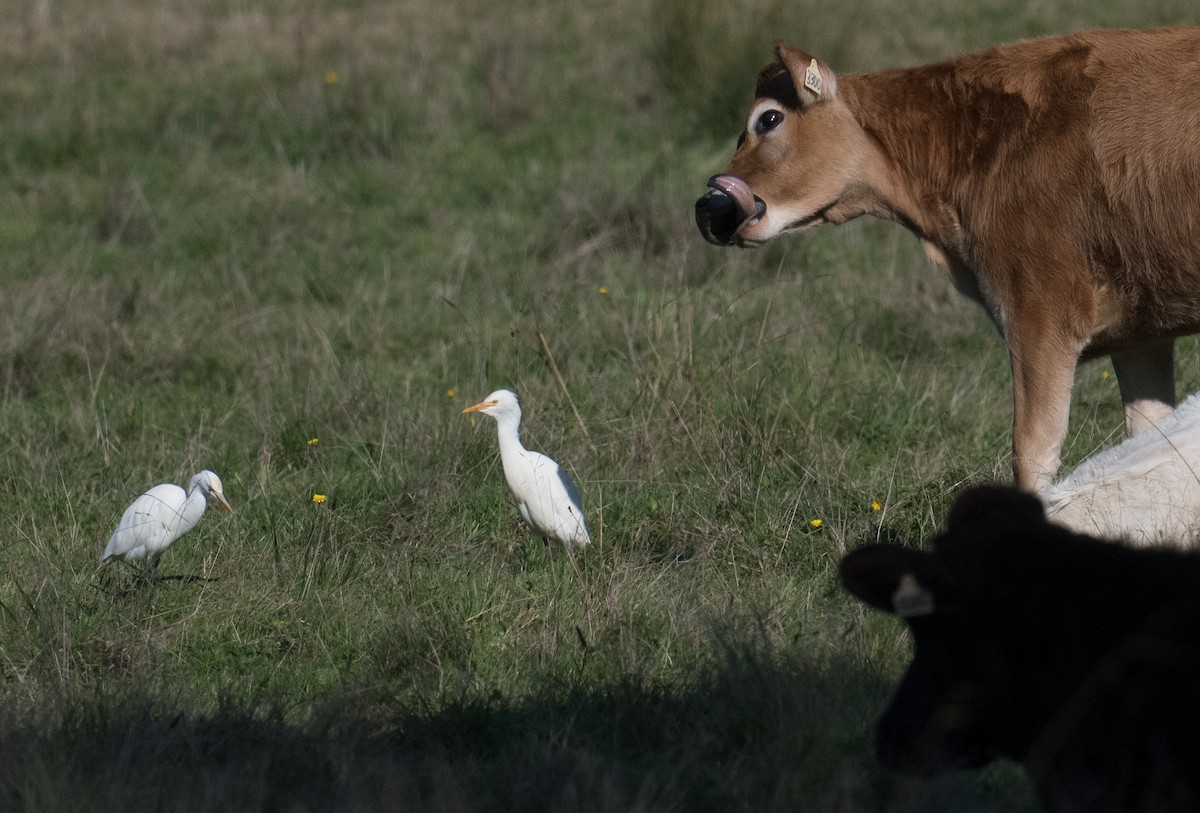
707, 175, 758, 221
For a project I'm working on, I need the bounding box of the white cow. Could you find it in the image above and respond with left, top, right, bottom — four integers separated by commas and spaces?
1042, 392, 1200, 545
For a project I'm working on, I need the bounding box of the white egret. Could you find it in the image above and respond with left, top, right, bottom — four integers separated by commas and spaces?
100, 470, 234, 577
463, 389, 591, 552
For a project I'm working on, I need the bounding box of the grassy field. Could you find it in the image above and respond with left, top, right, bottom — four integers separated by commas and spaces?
2, 0, 1197, 810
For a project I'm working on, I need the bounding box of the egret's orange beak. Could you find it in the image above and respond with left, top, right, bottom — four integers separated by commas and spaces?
214, 492, 235, 513
462, 399, 498, 415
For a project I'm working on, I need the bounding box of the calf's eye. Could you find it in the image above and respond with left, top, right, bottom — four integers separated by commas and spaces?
755, 109, 783, 135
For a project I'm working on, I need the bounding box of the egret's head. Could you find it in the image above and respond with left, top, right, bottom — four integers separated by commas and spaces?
462, 389, 521, 422
192, 470, 234, 513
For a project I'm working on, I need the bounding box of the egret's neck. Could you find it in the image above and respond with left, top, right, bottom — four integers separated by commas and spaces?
492, 414, 527, 463
175, 480, 210, 531
185, 481, 209, 511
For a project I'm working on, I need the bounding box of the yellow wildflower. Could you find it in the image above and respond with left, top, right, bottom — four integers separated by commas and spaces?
599, 287, 608, 295
324, 71, 340, 85
312, 493, 327, 504
1101, 370, 1111, 380
810, 518, 823, 529
307, 437, 319, 446
871, 499, 882, 511
447, 388, 456, 398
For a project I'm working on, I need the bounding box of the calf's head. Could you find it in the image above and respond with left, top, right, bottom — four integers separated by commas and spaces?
839, 487, 1060, 776
695, 43, 877, 247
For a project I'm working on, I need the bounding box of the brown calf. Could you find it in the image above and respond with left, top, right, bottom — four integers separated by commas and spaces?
695, 29, 1200, 491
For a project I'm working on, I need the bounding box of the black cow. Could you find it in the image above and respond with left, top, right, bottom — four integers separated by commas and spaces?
840, 486, 1200, 812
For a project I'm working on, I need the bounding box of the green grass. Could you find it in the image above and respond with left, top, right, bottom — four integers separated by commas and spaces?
1, 0, 1197, 810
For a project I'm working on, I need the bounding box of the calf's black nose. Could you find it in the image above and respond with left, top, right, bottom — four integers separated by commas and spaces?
695, 190, 739, 246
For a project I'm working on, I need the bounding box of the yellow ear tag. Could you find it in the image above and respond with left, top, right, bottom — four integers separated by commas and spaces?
803, 58, 823, 96
892, 573, 935, 618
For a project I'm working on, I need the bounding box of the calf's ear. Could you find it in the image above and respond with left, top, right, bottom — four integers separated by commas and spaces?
773, 42, 839, 107
839, 544, 944, 618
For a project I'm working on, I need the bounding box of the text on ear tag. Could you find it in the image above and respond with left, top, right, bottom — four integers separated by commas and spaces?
804, 59, 823, 95
892, 573, 935, 617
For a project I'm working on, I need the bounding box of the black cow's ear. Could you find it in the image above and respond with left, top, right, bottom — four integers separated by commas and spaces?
839, 544, 944, 617
946, 485, 1046, 533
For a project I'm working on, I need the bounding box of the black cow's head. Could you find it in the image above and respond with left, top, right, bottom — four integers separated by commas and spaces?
840, 486, 1056, 775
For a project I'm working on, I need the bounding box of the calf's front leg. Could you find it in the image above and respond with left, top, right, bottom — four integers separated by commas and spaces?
1008, 335, 1082, 493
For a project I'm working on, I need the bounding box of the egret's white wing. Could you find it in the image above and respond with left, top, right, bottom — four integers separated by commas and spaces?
102, 484, 188, 563
552, 465, 590, 546
518, 450, 590, 547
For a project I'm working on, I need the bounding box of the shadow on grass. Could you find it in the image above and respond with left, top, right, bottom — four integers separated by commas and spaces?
0, 643, 1038, 813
